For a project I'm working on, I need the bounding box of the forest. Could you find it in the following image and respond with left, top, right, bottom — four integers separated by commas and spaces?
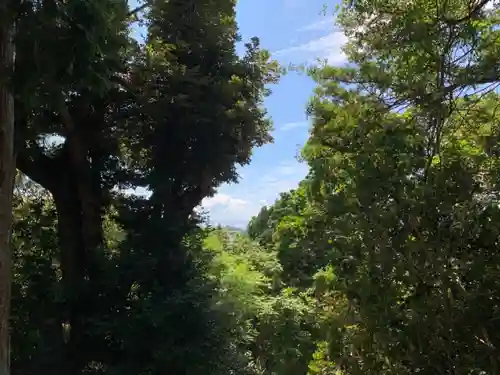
0, 0, 499, 374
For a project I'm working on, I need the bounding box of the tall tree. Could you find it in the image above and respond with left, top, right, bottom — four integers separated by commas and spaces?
298, 0, 500, 373
7, 0, 279, 373
0, 1, 16, 373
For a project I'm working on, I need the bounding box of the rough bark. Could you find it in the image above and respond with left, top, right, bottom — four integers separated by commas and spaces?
56, 104, 104, 375
58, 100, 104, 256
16, 139, 103, 375
0, 3, 15, 375
53, 178, 87, 375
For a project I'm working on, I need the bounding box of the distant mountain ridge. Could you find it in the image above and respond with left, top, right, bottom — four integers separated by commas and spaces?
223, 225, 246, 234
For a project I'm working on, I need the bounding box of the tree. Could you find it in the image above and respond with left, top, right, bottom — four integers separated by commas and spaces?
248, 183, 332, 288
0, 1, 16, 373
205, 228, 317, 375
7, 0, 279, 373
10, 176, 61, 375
298, 0, 500, 372
248, 206, 273, 244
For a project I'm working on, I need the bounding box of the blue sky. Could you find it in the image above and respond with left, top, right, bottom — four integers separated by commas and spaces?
129, 0, 347, 228
201, 0, 346, 228
128, 0, 500, 228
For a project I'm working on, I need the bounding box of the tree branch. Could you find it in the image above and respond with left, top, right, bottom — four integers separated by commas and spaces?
444, 0, 492, 24
128, 3, 148, 17
16, 140, 59, 191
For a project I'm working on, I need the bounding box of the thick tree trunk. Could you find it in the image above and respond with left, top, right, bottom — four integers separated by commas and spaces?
13, 159, 102, 375
0, 5, 15, 375
53, 181, 86, 375
51, 156, 105, 375
17, 108, 105, 375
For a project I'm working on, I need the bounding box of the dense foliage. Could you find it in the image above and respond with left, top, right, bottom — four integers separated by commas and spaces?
248, 0, 500, 374
4, 0, 500, 374
7, 0, 279, 374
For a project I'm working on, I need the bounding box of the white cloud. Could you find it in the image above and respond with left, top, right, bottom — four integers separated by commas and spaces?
279, 121, 308, 132
272, 13, 348, 65
201, 160, 309, 228
200, 194, 256, 229
201, 193, 248, 210
484, 0, 497, 10
256, 161, 309, 198
273, 31, 348, 65
298, 16, 336, 32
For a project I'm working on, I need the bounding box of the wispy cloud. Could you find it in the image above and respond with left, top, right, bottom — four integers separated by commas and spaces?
202, 159, 309, 228
297, 16, 336, 32
200, 194, 255, 228
279, 121, 309, 132
273, 31, 347, 64
255, 160, 308, 196
273, 14, 347, 65
202, 194, 248, 210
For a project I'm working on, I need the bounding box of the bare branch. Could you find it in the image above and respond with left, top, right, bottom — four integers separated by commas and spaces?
128, 3, 149, 17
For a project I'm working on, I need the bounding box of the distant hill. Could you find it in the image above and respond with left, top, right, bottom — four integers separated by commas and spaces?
223, 225, 246, 234
205, 225, 247, 250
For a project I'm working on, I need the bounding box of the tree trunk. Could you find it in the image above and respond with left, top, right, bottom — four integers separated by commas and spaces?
17, 110, 105, 375
53, 182, 86, 375
0, 4, 15, 375
16, 152, 103, 375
